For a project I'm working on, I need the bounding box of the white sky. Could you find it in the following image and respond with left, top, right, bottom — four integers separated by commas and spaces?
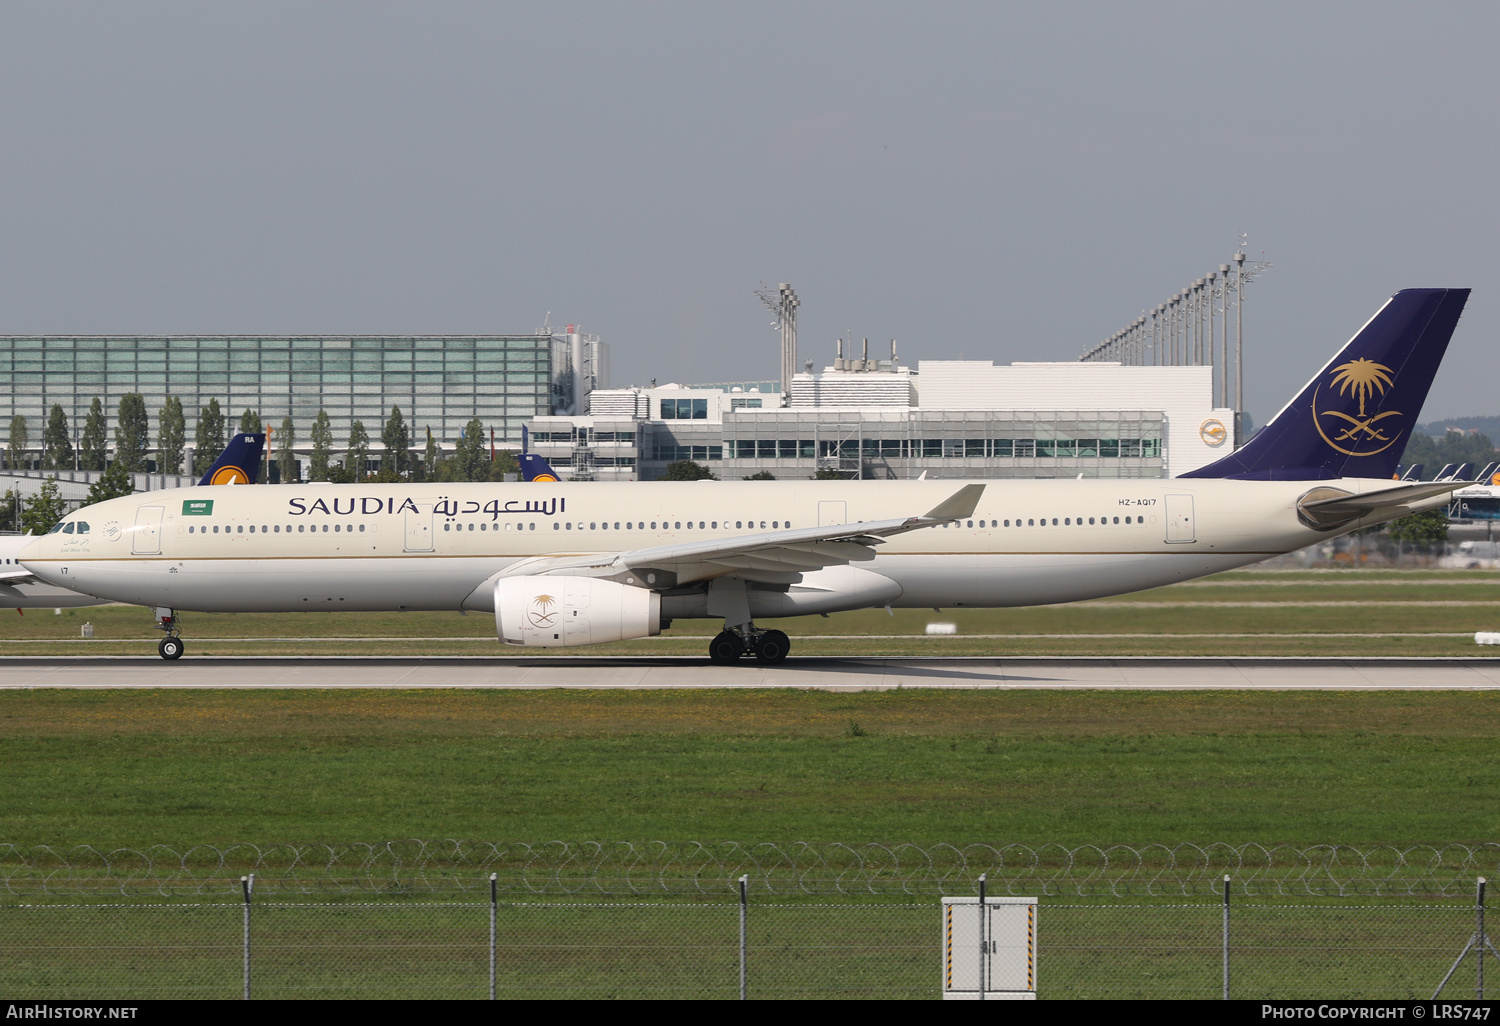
1, 2, 1496, 426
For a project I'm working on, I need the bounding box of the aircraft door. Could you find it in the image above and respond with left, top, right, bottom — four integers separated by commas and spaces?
1164, 494, 1195, 543
818, 501, 847, 526
132, 506, 164, 554
404, 502, 434, 552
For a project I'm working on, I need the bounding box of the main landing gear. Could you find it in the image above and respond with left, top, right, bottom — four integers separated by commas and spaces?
154, 607, 185, 660
708, 626, 790, 665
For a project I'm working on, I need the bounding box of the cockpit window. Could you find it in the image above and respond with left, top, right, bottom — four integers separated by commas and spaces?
61, 523, 75, 534
48, 522, 65, 534
76, 522, 89, 534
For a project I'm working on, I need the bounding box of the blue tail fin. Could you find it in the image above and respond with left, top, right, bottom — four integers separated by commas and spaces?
518, 452, 560, 482
518, 424, 561, 481
198, 433, 265, 486
1181, 288, 1470, 480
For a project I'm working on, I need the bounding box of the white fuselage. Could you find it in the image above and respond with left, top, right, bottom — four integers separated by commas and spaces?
17, 477, 1425, 618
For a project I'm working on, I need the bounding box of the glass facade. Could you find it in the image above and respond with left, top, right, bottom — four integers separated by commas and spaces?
0, 335, 555, 452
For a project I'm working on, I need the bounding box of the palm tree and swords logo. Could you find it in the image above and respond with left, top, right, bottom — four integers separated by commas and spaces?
1312, 358, 1402, 457
527, 592, 560, 629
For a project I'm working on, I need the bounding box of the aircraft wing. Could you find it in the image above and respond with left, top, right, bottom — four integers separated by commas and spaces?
0, 568, 41, 584
499, 483, 985, 588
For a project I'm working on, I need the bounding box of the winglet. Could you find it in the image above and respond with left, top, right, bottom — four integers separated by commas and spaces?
922, 483, 985, 521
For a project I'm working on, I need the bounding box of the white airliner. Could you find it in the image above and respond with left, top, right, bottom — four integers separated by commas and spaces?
18, 288, 1472, 662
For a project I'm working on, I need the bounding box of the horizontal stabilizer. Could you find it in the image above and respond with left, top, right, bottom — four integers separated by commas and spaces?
1296, 482, 1460, 529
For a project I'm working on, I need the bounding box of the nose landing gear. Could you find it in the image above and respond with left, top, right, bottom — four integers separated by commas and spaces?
154, 607, 185, 660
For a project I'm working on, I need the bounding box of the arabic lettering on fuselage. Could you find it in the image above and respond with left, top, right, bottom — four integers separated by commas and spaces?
286, 496, 565, 520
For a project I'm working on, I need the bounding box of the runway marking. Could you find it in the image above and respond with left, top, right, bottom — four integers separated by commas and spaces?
2, 657, 1499, 691
1088, 600, 1500, 608
0, 632, 1480, 644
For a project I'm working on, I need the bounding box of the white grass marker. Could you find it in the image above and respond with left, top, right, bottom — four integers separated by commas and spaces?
1476, 632, 1500, 645
926, 622, 958, 635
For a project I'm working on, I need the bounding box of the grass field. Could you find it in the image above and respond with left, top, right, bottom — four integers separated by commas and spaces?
4, 684, 1499, 846
6, 568, 1500, 657
2, 568, 1499, 849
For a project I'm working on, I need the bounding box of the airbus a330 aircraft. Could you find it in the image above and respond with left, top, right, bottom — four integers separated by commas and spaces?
19, 288, 1472, 662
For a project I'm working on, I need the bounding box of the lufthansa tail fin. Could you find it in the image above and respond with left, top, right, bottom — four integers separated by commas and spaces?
518, 425, 560, 482
1181, 288, 1470, 481
198, 433, 265, 486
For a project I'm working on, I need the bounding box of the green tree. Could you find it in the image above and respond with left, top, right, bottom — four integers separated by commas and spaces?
194, 399, 225, 476
84, 461, 135, 506
7, 415, 28, 470
452, 419, 488, 482
380, 407, 411, 480
1399, 431, 1499, 479
487, 450, 519, 481
114, 394, 151, 472
812, 468, 845, 480
0, 488, 20, 532
308, 409, 333, 482
42, 405, 73, 471
157, 397, 186, 475
343, 420, 370, 481
662, 459, 716, 481
80, 398, 108, 472
276, 417, 297, 483
1387, 509, 1449, 551
744, 471, 776, 480
239, 409, 262, 435
421, 427, 440, 482
21, 478, 68, 535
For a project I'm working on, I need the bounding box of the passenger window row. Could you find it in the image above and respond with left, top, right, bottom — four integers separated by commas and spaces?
550, 520, 787, 532
188, 523, 367, 534
944, 516, 1147, 527
444, 522, 538, 532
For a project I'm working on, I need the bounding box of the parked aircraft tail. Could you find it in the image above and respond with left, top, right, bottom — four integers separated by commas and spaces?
1399, 464, 1424, 481
1181, 288, 1470, 480
197, 433, 265, 486
518, 425, 560, 482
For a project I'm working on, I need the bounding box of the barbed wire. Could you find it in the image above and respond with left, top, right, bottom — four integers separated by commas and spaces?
1, 841, 1496, 899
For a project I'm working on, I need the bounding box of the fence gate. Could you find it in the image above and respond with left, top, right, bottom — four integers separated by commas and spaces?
942, 896, 1036, 999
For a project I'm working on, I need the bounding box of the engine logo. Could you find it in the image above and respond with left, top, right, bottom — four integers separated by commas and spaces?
527, 593, 560, 629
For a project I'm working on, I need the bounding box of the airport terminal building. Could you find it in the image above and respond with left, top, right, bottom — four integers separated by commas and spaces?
0, 331, 605, 470
527, 358, 1233, 481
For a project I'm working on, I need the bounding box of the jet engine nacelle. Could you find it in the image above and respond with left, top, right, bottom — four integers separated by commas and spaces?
494, 575, 662, 648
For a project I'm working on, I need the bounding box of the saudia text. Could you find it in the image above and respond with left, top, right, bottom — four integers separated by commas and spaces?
286, 496, 565, 520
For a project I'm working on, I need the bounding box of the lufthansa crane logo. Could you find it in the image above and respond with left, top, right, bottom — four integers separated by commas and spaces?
209, 466, 251, 485
1312, 358, 1402, 458
527, 593, 560, 629
1199, 419, 1227, 447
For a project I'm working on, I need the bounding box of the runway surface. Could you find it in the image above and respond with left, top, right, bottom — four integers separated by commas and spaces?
2, 656, 1500, 690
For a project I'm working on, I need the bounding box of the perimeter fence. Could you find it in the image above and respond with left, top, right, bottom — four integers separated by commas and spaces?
2, 886, 1497, 1000
3, 840, 1499, 899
